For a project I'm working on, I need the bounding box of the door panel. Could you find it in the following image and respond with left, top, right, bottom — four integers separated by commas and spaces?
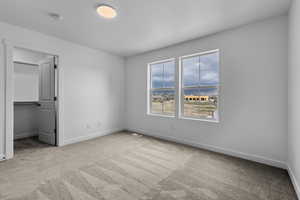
39, 59, 55, 101
38, 57, 56, 145
38, 102, 56, 145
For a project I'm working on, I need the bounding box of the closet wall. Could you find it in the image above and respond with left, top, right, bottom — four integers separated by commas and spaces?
14, 62, 39, 102
14, 104, 38, 139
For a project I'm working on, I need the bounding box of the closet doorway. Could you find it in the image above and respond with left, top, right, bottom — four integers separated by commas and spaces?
12, 47, 58, 153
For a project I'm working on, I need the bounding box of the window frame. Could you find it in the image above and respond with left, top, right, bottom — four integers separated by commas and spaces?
179, 49, 220, 123
147, 58, 176, 118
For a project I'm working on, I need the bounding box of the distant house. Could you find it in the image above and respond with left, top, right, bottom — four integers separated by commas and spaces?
184, 95, 215, 103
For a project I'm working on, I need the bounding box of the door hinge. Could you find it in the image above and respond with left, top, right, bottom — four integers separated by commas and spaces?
54, 97, 57, 101
54, 64, 57, 69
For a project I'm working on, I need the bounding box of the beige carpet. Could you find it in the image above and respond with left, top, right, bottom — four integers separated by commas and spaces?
0, 132, 297, 200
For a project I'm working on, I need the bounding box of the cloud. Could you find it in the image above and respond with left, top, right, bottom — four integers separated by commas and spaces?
201, 71, 218, 83
151, 52, 219, 88
151, 62, 175, 88
183, 54, 219, 85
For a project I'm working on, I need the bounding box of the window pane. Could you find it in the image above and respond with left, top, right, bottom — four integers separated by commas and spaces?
182, 51, 219, 121
183, 56, 200, 87
183, 87, 218, 119
149, 59, 175, 116
163, 61, 175, 88
199, 52, 219, 85
182, 52, 219, 87
151, 63, 163, 88
151, 90, 175, 115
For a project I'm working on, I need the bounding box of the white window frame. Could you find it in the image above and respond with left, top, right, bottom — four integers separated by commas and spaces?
178, 49, 220, 123
147, 58, 176, 118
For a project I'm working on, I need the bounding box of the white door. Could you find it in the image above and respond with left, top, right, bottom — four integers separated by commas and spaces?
38, 57, 56, 145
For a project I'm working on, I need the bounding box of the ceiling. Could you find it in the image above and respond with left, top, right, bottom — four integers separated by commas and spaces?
0, 0, 291, 57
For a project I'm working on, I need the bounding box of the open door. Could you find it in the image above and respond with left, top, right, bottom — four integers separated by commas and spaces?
38, 57, 56, 145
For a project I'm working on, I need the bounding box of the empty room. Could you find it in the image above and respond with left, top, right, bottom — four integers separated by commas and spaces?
0, 0, 299, 199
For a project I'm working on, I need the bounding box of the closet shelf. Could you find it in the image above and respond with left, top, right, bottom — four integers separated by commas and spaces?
14, 101, 40, 106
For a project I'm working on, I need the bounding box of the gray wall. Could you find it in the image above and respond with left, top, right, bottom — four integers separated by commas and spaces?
14, 105, 38, 140
288, 0, 300, 196
125, 15, 288, 168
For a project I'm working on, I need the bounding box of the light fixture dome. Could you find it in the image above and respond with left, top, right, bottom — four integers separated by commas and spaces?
48, 12, 63, 20
96, 4, 117, 19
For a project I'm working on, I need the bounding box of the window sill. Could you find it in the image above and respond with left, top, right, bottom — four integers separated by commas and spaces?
147, 113, 176, 119
179, 116, 219, 123
147, 113, 219, 123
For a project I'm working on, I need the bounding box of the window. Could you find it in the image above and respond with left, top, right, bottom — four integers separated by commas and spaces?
180, 50, 219, 121
148, 59, 175, 116
147, 50, 220, 122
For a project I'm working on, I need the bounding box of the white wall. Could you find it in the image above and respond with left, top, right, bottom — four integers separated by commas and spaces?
14, 105, 38, 140
125, 15, 288, 168
288, 0, 300, 197
14, 63, 39, 102
0, 21, 125, 157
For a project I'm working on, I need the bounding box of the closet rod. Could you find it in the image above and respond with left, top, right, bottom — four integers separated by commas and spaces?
13, 61, 39, 66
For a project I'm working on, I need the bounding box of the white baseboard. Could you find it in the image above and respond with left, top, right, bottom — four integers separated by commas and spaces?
127, 128, 287, 169
14, 130, 38, 140
287, 165, 300, 199
63, 128, 123, 146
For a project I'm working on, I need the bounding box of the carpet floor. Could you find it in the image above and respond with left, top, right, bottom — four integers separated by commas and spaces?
0, 132, 297, 200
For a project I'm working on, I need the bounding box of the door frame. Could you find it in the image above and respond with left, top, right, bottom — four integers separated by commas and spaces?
2, 39, 62, 160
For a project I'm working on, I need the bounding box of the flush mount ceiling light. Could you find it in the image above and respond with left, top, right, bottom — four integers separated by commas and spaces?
96, 4, 117, 19
48, 12, 63, 20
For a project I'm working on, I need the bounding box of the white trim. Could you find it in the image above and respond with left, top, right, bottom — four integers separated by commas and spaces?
180, 49, 219, 59
14, 130, 38, 140
0, 40, 5, 159
174, 57, 180, 118
287, 165, 300, 199
3, 39, 14, 160
63, 128, 123, 146
178, 56, 183, 118
146, 61, 151, 115
55, 55, 63, 147
148, 57, 176, 66
147, 113, 176, 119
127, 128, 287, 169
179, 116, 219, 123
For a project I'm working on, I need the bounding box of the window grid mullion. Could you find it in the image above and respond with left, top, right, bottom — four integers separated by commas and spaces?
162, 63, 164, 113
151, 88, 175, 91
198, 55, 201, 87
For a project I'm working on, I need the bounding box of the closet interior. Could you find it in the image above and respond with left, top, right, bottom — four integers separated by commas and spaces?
13, 47, 57, 152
